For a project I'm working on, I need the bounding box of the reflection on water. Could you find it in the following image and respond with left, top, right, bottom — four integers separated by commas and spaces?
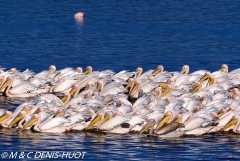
1, 127, 240, 160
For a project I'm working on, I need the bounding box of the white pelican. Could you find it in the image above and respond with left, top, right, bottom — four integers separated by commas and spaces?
221, 115, 240, 133
0, 111, 12, 127
178, 117, 210, 132
10, 69, 36, 81
180, 65, 190, 74
22, 114, 71, 133
0, 109, 4, 117
152, 65, 164, 76
70, 109, 97, 131
129, 80, 159, 98
125, 78, 135, 90
134, 67, 153, 81
113, 70, 134, 81
8, 111, 29, 128
208, 110, 237, 133
0, 105, 31, 128
0, 76, 38, 98
138, 119, 185, 136
28, 65, 57, 87
218, 64, 228, 73
86, 109, 145, 134
97, 80, 128, 97
74, 12, 84, 21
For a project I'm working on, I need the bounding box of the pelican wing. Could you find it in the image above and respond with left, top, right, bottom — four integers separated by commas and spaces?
117, 104, 132, 114
53, 79, 77, 93
174, 74, 188, 87
63, 113, 85, 126
141, 82, 159, 93
146, 111, 164, 123
191, 70, 210, 76
98, 114, 131, 131
22, 69, 36, 80
113, 70, 134, 81
154, 73, 170, 83
98, 70, 114, 78
11, 78, 25, 88
101, 86, 127, 96
9, 83, 37, 95
76, 76, 98, 89
112, 95, 132, 107
39, 111, 55, 122
36, 94, 64, 107
136, 70, 154, 81
127, 115, 145, 127
58, 68, 74, 75
133, 95, 150, 110
40, 117, 71, 131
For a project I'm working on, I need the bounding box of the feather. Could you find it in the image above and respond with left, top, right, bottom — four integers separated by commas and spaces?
98, 114, 131, 131
40, 117, 70, 131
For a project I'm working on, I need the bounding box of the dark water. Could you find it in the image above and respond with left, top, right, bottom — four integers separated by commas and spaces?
0, 0, 240, 160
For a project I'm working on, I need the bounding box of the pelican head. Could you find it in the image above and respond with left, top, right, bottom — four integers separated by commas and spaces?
216, 109, 227, 118
221, 115, 239, 132
69, 85, 79, 96
199, 73, 210, 82
180, 65, 189, 74
116, 100, 122, 107
190, 81, 201, 94
84, 66, 93, 75
100, 111, 113, 128
148, 76, 154, 82
60, 93, 70, 103
231, 88, 240, 95
74, 12, 84, 22
87, 109, 95, 116
84, 92, 91, 99
0, 76, 13, 91
161, 85, 173, 97
85, 82, 95, 90
54, 109, 65, 118
10, 68, 17, 74
152, 65, 164, 75
97, 80, 104, 91
167, 78, 175, 85
76, 67, 83, 73
85, 112, 104, 130
219, 64, 228, 73
154, 87, 162, 98
135, 67, 143, 76
208, 75, 216, 85
33, 107, 44, 114
138, 119, 155, 135
173, 114, 182, 123
66, 105, 74, 110
21, 114, 39, 131
23, 105, 31, 113
125, 78, 134, 89
156, 111, 173, 129
129, 81, 141, 97
0, 111, 12, 123
0, 76, 4, 85
8, 111, 26, 128
48, 65, 56, 73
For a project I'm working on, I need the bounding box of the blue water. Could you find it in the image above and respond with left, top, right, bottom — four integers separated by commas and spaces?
0, 0, 240, 160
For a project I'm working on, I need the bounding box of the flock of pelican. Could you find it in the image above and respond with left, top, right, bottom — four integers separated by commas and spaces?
0, 64, 240, 137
